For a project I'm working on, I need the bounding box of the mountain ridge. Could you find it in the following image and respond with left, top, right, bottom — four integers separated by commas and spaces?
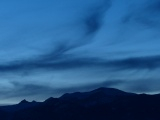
0, 87, 160, 120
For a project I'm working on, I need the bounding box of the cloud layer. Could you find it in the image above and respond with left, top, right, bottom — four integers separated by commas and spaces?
0, 0, 160, 104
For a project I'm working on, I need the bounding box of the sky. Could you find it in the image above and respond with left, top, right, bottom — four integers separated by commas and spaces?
0, 0, 160, 104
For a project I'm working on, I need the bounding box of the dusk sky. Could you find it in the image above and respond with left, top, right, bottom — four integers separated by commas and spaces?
0, 0, 160, 104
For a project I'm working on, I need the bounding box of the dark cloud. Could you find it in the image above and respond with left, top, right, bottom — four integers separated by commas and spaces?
68, 0, 111, 48
122, 0, 160, 28
0, 55, 160, 75
85, 12, 102, 34
0, 57, 100, 73
84, 1, 111, 36
147, 1, 160, 13
110, 55, 160, 70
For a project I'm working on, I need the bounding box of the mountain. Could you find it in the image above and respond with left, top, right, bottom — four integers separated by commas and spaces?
60, 87, 135, 99
0, 99, 40, 112
0, 87, 160, 120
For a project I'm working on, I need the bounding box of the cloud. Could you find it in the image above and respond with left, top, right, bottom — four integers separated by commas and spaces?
57, 79, 124, 93
124, 78, 160, 93
83, 1, 111, 35
2, 78, 160, 102
1, 0, 160, 104
122, 0, 160, 28
0, 0, 110, 64
0, 55, 160, 76
110, 55, 160, 70
0, 79, 124, 100
147, 0, 160, 12
0, 57, 99, 74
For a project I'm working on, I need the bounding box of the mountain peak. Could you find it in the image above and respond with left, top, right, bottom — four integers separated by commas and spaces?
19, 99, 29, 104
44, 97, 57, 103
31, 100, 37, 103
60, 87, 134, 101
91, 87, 135, 96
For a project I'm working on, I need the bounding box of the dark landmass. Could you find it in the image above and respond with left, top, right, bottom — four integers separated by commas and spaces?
0, 87, 160, 120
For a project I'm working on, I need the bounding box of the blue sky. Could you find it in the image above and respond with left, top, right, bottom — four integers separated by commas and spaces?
0, 0, 160, 104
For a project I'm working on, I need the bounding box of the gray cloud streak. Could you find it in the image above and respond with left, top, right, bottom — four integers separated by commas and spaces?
0, 55, 160, 75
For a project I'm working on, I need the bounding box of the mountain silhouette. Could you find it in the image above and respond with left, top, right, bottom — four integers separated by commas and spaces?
61, 87, 135, 99
0, 87, 160, 120
19, 99, 29, 104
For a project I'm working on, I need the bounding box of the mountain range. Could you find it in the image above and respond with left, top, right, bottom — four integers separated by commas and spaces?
0, 87, 160, 120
